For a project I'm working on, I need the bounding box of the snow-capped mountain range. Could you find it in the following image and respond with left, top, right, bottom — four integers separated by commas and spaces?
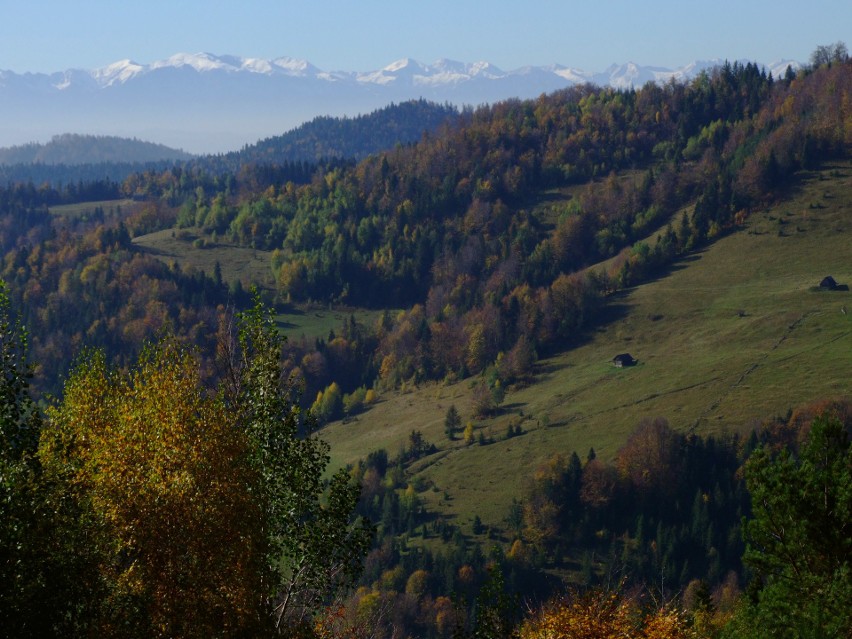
0, 53, 801, 155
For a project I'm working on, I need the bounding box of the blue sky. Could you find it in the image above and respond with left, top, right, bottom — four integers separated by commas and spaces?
0, 0, 849, 73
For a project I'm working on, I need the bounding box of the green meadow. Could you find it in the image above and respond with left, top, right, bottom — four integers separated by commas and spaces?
321, 162, 852, 535
49, 198, 136, 218
132, 228, 277, 289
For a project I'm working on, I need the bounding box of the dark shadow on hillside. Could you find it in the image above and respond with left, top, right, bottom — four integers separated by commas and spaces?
812, 284, 850, 292
774, 162, 849, 203
594, 300, 633, 328
529, 190, 572, 206
416, 510, 457, 527
133, 244, 174, 258
642, 250, 705, 283
534, 361, 565, 376
535, 300, 633, 381
278, 305, 306, 317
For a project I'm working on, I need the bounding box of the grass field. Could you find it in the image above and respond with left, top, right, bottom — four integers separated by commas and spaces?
320, 162, 852, 536
276, 306, 394, 343
133, 227, 394, 341
133, 228, 277, 289
49, 198, 137, 218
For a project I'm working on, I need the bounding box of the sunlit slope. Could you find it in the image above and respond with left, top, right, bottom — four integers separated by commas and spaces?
321, 161, 852, 531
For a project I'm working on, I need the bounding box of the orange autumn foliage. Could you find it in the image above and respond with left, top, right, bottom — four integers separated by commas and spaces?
519, 590, 701, 639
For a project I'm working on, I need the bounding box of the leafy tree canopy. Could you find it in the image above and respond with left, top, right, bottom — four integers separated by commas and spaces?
742, 413, 852, 638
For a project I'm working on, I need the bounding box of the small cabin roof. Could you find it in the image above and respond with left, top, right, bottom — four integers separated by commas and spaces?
820, 275, 838, 289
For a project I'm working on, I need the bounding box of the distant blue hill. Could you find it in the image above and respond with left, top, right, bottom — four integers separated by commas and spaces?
0, 133, 194, 166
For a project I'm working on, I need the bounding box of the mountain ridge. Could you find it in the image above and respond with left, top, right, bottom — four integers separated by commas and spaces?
0, 53, 802, 154
5, 52, 801, 90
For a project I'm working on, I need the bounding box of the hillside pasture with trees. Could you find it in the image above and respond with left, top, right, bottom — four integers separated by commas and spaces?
0, 49, 850, 638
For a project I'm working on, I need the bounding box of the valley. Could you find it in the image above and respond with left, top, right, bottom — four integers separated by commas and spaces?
1, 53, 850, 637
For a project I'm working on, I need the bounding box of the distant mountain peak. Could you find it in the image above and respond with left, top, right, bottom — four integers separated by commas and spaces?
271, 57, 317, 76
151, 52, 229, 72
0, 53, 805, 154
383, 58, 422, 73
93, 58, 145, 87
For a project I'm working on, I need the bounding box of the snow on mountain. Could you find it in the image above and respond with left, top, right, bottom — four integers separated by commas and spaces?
51, 69, 99, 91
15, 52, 797, 91
86, 53, 323, 88
150, 52, 232, 73
271, 57, 319, 76
361, 59, 510, 87
383, 58, 425, 74
547, 65, 591, 84
93, 59, 146, 87
599, 62, 671, 88
427, 60, 506, 84
0, 53, 804, 154
431, 59, 469, 75
766, 59, 801, 77
355, 58, 448, 85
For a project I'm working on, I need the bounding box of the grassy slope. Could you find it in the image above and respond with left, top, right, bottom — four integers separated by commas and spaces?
132, 228, 392, 341
49, 198, 137, 218
276, 306, 392, 343
133, 228, 277, 289
321, 162, 852, 534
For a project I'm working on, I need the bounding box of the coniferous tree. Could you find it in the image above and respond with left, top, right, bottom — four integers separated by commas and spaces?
445, 404, 461, 440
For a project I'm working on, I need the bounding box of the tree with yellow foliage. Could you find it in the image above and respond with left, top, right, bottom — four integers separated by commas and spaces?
463, 421, 475, 445
36, 295, 373, 637
40, 341, 261, 636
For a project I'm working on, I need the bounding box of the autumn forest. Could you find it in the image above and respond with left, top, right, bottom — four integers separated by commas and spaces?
1, 49, 851, 638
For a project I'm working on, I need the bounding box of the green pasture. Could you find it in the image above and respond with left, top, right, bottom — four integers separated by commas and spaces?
132, 228, 276, 289
49, 198, 136, 218
277, 306, 393, 343
321, 162, 852, 536
133, 227, 393, 342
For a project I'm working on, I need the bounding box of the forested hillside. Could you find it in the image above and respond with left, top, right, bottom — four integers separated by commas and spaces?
0, 134, 195, 187
212, 99, 460, 168
128, 59, 851, 414
0, 52, 850, 638
0, 133, 194, 166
